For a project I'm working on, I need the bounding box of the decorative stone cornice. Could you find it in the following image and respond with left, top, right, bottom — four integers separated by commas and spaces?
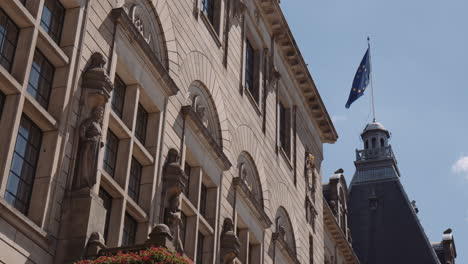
181, 106, 232, 170
256, 0, 338, 143
233, 177, 273, 228
110, 8, 179, 96
323, 199, 360, 264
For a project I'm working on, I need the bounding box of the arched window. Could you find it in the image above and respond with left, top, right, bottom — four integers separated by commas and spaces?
380, 138, 385, 148
275, 207, 296, 256
187, 81, 222, 147
123, 0, 168, 68
365, 140, 369, 149
371, 137, 376, 148
237, 152, 263, 207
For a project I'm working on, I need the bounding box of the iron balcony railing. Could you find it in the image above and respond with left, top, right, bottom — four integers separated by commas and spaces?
356, 146, 394, 161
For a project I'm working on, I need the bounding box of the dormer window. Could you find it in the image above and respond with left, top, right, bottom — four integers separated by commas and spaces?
371, 137, 376, 148
380, 138, 385, 148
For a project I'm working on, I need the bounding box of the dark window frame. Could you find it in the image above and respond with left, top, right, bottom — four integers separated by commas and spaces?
99, 188, 113, 243
0, 8, 19, 72
122, 213, 137, 246
183, 162, 192, 198
196, 231, 205, 264
111, 75, 126, 118
103, 130, 119, 177
135, 103, 148, 144
279, 102, 291, 157
199, 183, 208, 218
201, 0, 216, 26
5, 115, 42, 215
40, 0, 65, 44
0, 90, 5, 118
128, 157, 142, 203
245, 39, 259, 103
27, 49, 55, 109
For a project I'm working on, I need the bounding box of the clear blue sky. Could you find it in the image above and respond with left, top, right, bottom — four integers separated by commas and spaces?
282, 0, 468, 261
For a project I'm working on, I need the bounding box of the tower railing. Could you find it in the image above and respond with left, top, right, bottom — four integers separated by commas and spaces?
356, 146, 394, 161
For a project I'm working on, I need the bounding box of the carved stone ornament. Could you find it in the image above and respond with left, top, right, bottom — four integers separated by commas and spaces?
145, 224, 176, 252
129, 4, 152, 44
86, 232, 106, 256
220, 218, 240, 264
232, 0, 246, 19
305, 153, 316, 191
81, 53, 113, 104
162, 149, 186, 253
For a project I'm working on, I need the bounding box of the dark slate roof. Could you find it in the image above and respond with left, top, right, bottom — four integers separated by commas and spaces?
348, 177, 441, 264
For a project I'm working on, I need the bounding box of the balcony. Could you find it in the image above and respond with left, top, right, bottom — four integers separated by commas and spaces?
356, 146, 394, 161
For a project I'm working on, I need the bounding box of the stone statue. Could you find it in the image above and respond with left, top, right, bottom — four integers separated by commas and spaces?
305, 153, 315, 191
73, 106, 105, 190
220, 218, 240, 264
164, 195, 184, 253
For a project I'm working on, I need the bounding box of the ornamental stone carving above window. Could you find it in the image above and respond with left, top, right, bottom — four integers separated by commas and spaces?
275, 207, 297, 256
187, 81, 222, 147
122, 0, 167, 67
237, 152, 263, 207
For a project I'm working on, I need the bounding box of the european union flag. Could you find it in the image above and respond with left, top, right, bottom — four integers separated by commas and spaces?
345, 48, 371, 108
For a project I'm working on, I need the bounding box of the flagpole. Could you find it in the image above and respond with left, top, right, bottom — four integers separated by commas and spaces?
368, 36, 376, 122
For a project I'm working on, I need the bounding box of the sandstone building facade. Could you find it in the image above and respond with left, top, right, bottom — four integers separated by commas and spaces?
0, 0, 350, 263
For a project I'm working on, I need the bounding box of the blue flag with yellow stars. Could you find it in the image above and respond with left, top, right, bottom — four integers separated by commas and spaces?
345, 48, 371, 108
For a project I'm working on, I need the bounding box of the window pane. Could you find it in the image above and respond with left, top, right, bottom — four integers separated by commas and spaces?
111, 75, 126, 118
200, 184, 207, 218
0, 8, 19, 72
122, 213, 137, 246
183, 162, 192, 197
245, 40, 258, 102
196, 232, 205, 264
135, 104, 148, 144
27, 50, 54, 109
202, 0, 215, 25
0, 90, 6, 119
99, 188, 112, 243
103, 130, 119, 177
6, 116, 42, 215
40, 0, 65, 43
128, 157, 142, 202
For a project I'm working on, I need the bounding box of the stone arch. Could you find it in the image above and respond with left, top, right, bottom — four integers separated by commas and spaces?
230, 125, 270, 214
119, 0, 179, 73
275, 206, 297, 256
187, 81, 222, 147
178, 51, 230, 154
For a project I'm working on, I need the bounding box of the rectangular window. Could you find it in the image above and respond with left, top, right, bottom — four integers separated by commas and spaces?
128, 157, 142, 202
111, 75, 126, 118
103, 130, 119, 177
0, 9, 19, 72
0, 90, 5, 118
99, 188, 112, 243
245, 40, 259, 102
27, 50, 54, 109
279, 102, 291, 157
196, 232, 205, 264
183, 162, 192, 197
5, 116, 42, 215
199, 184, 207, 218
201, 0, 215, 25
40, 0, 65, 43
135, 104, 148, 144
122, 213, 137, 246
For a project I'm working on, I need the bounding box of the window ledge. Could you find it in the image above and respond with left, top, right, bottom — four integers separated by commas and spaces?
245, 88, 261, 116
37, 27, 69, 67
23, 93, 58, 131
125, 196, 148, 223
0, 66, 22, 95
133, 139, 154, 166
200, 12, 222, 48
0, 198, 50, 251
